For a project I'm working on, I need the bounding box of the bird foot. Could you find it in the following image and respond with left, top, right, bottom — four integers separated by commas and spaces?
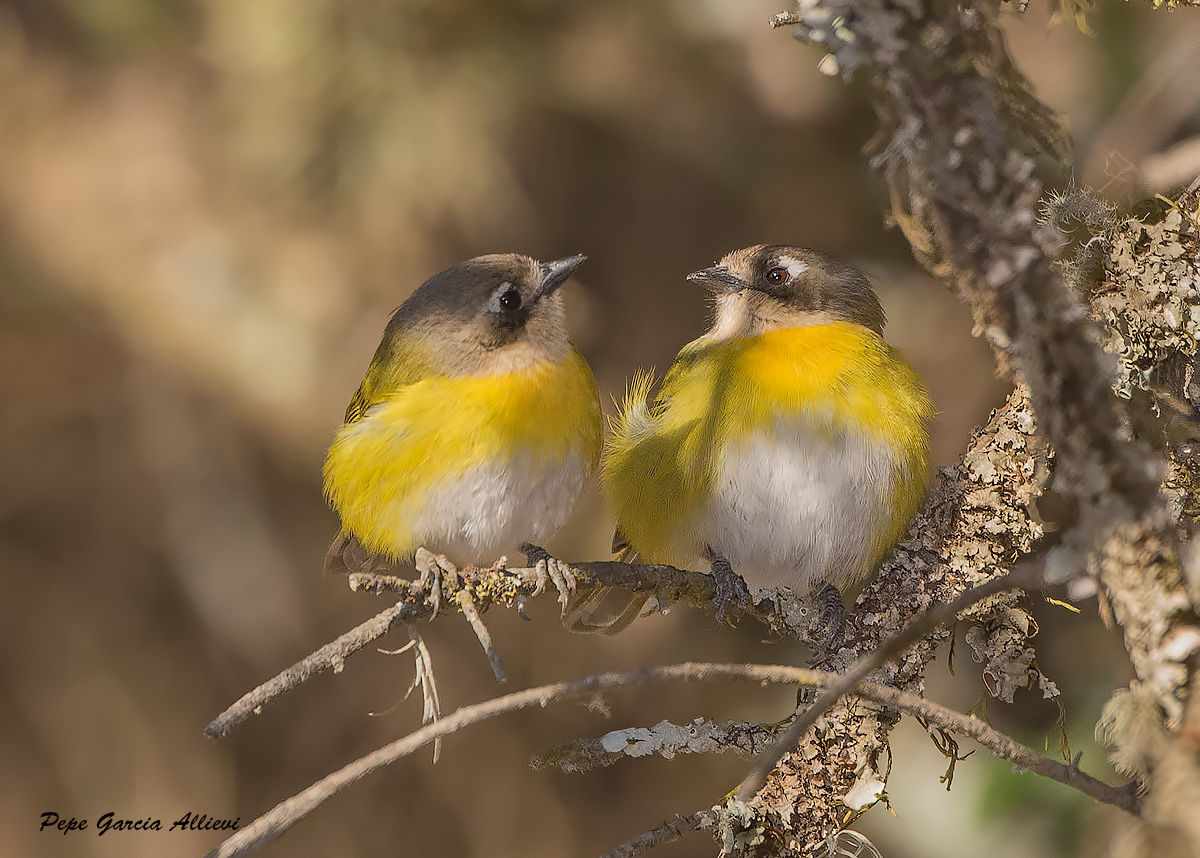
521, 542, 576, 615
709, 553, 749, 626
815, 582, 847, 651
414, 547, 460, 618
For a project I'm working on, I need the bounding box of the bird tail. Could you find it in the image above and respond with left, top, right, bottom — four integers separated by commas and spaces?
608, 367, 658, 442
562, 528, 652, 634
323, 531, 394, 577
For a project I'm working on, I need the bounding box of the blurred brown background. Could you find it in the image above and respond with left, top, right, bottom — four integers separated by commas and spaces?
2, 2, 1198, 856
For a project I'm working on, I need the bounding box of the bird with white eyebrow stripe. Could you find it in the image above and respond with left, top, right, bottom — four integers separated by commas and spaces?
572, 245, 934, 644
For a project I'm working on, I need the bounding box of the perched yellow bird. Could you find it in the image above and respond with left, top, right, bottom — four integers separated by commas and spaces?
323, 253, 602, 596
582, 245, 933, 638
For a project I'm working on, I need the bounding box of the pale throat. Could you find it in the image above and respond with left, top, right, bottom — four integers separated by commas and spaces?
461, 319, 571, 377
480, 337, 567, 375
704, 292, 836, 342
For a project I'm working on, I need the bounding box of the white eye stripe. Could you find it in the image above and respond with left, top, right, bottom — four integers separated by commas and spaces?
487, 281, 522, 313
777, 256, 809, 279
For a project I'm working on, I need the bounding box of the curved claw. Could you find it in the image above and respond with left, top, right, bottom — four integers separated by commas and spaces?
816, 582, 846, 650
532, 557, 577, 615
522, 543, 575, 615
523, 542, 550, 596
414, 547, 459, 618
709, 553, 749, 626
547, 558, 577, 615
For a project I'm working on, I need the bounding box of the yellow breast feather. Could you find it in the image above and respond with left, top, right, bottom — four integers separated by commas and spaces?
325, 348, 601, 559
604, 321, 933, 567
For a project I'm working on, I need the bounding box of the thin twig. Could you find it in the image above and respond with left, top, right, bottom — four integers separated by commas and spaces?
368, 642, 416, 717
370, 632, 442, 763
350, 560, 714, 607
411, 629, 440, 724
206, 558, 744, 739
457, 589, 506, 683
864, 670, 1140, 814
734, 562, 1044, 801
204, 598, 420, 738
768, 11, 802, 28
598, 811, 716, 858
202, 661, 1138, 858
409, 627, 442, 763
376, 640, 417, 657
533, 718, 784, 773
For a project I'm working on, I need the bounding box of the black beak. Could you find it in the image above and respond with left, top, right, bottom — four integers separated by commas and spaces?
686, 265, 745, 292
538, 254, 587, 298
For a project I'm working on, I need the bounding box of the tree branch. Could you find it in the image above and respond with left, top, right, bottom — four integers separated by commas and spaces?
457, 588, 507, 683
598, 811, 716, 858
533, 718, 784, 773
203, 662, 1138, 858
752, 2, 1197, 847
206, 558, 809, 739
734, 560, 1044, 801
205, 598, 421, 739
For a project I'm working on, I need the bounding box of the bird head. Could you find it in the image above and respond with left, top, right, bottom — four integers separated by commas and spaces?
389, 253, 586, 376
687, 245, 885, 340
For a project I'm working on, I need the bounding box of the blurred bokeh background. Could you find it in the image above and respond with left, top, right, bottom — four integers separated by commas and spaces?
2, 1, 1198, 856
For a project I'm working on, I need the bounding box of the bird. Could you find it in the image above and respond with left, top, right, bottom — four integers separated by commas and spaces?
577, 245, 933, 640
322, 253, 602, 608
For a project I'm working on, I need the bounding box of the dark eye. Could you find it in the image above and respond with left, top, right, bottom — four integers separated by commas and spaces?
498, 288, 522, 310
766, 267, 788, 286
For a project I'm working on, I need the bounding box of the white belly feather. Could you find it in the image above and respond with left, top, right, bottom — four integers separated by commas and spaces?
705, 419, 897, 592
406, 453, 588, 562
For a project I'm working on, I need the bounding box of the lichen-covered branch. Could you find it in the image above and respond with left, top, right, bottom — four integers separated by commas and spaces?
789, 0, 1160, 541
599, 811, 717, 858
1075, 190, 1200, 854
533, 718, 785, 774
206, 555, 817, 738
203, 662, 1137, 858
202, 6, 1200, 854
731, 2, 1200, 854
727, 385, 1052, 848
736, 559, 1043, 803
207, 378, 1064, 855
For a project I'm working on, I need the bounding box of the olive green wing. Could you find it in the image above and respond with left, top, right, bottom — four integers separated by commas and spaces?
651, 339, 712, 410
343, 326, 435, 424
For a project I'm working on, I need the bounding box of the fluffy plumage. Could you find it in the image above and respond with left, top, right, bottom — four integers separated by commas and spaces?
323, 253, 602, 569
590, 245, 933, 632
606, 322, 929, 583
